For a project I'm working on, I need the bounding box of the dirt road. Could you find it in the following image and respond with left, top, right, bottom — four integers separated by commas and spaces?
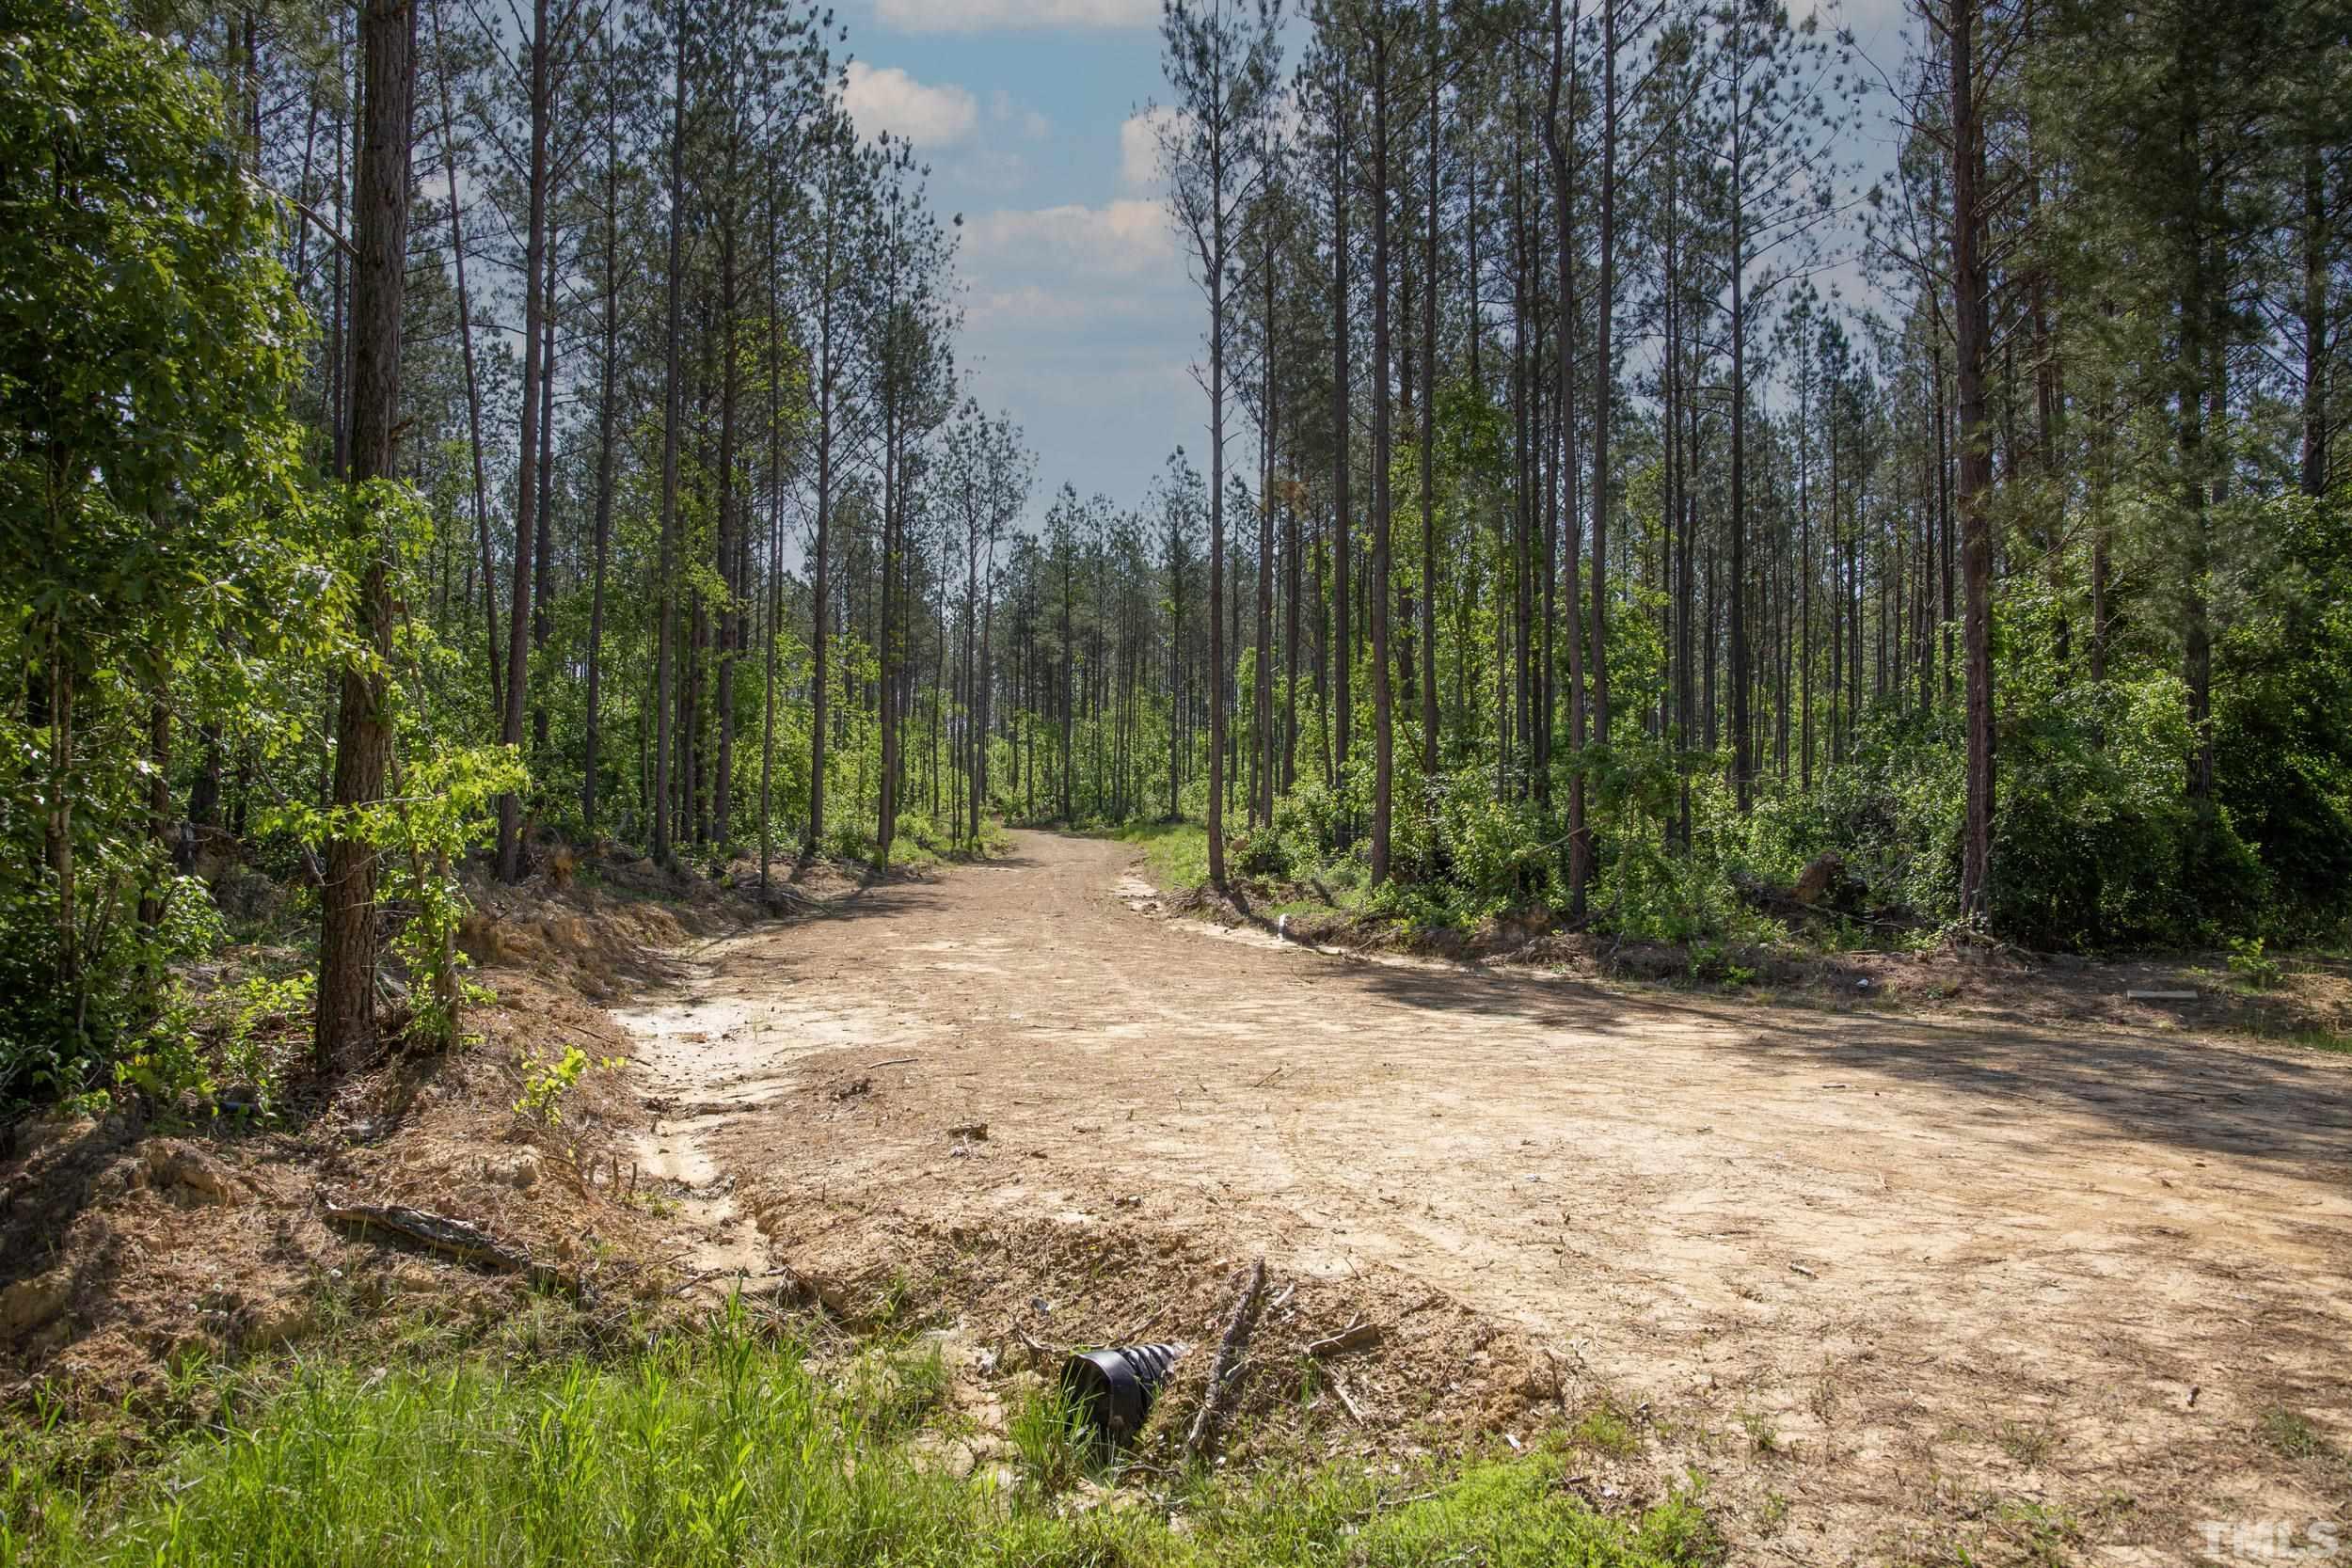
616, 829, 2352, 1561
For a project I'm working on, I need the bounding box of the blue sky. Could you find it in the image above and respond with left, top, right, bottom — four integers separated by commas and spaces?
831, 0, 1914, 532
833, 0, 1194, 520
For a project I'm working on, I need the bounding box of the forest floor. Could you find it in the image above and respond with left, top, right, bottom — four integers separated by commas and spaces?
624, 828, 2352, 1565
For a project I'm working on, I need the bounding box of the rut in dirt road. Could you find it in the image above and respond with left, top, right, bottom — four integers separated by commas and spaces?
616, 829, 2352, 1550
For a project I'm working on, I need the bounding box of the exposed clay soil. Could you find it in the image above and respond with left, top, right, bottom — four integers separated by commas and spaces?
615, 829, 2352, 1565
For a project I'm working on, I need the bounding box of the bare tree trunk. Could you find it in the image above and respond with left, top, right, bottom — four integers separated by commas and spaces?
759, 199, 784, 883
495, 0, 551, 883
428, 0, 501, 719
1543, 0, 1587, 907
1368, 31, 1394, 887
531, 212, 557, 760
808, 166, 836, 857
1950, 0, 1995, 919
715, 214, 741, 849
1418, 0, 1439, 779
1258, 206, 1278, 829
1588, 0, 1616, 769
2299, 144, 2330, 497
652, 4, 686, 865
1282, 428, 1300, 793
1725, 15, 1752, 816
978, 515, 998, 836
44, 650, 77, 1031
317, 0, 415, 1065
1207, 184, 1230, 887
582, 54, 619, 837
1330, 110, 1353, 785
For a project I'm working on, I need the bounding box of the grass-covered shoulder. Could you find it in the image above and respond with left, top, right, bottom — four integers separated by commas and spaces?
1107, 816, 2352, 1053
1113, 819, 1216, 898
1, 1316, 1720, 1568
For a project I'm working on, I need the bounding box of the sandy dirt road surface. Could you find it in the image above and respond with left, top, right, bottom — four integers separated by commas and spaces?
616, 830, 2352, 1562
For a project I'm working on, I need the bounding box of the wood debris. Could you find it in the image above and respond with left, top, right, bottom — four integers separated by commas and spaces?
1303, 1320, 1384, 1358
319, 1194, 595, 1303
1184, 1257, 1268, 1463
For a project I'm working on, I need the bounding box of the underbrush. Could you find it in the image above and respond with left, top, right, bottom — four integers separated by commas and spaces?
1115, 819, 1213, 894
1101, 634, 2352, 960
804, 810, 1012, 873
0, 1317, 1719, 1568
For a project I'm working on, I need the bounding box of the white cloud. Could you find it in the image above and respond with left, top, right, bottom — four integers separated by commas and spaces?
873, 0, 1158, 33
1119, 105, 1184, 190
946, 146, 1035, 195
840, 60, 978, 149
990, 89, 1053, 141
966, 199, 1174, 277
966, 282, 1174, 333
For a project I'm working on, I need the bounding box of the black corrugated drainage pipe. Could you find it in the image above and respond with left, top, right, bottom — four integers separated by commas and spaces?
1058, 1343, 1184, 1444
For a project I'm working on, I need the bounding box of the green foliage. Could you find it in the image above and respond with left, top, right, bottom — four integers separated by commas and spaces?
2225, 937, 2284, 991
2212, 491, 2352, 942
0, 0, 332, 1101
1429, 784, 1558, 918
0, 1323, 1722, 1568
1740, 707, 1963, 922
1007, 1378, 1094, 1496
1569, 1401, 1644, 1458
1986, 673, 2273, 949
388, 747, 520, 1048
515, 1045, 594, 1126
106, 990, 215, 1112
1351, 1447, 1720, 1567
2256, 1407, 2338, 1463
213, 972, 312, 1118
0, 872, 220, 1108
1117, 819, 1212, 893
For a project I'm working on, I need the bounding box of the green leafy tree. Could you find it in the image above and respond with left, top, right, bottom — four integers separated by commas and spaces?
0, 0, 309, 1077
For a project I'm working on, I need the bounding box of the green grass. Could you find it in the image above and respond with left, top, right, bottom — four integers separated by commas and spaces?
1111, 821, 1363, 921
1, 1320, 1719, 1567
2276, 1026, 2352, 1056
1569, 1400, 1644, 1458
1117, 819, 1212, 894
2258, 1406, 2338, 1461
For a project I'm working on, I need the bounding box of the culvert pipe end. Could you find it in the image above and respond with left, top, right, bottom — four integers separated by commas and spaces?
1058, 1343, 1184, 1441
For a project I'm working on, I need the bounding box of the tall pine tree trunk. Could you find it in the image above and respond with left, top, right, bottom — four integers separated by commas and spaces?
1950, 0, 1996, 918
652, 5, 686, 865
496, 0, 550, 882
317, 0, 414, 1063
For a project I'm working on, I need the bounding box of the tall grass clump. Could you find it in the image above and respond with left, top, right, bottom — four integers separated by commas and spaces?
1, 1319, 1721, 1567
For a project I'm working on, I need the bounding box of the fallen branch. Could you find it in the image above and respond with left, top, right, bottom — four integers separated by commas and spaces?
1303, 1320, 1383, 1358
320, 1195, 594, 1304
1184, 1257, 1268, 1464
1326, 1372, 1366, 1425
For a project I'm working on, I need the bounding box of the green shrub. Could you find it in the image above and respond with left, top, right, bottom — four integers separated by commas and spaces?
2225, 936, 2285, 990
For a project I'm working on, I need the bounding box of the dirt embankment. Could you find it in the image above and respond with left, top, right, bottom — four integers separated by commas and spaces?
0, 847, 898, 1405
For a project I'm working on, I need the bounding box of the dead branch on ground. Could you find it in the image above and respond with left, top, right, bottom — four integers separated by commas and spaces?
1184, 1257, 1268, 1464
